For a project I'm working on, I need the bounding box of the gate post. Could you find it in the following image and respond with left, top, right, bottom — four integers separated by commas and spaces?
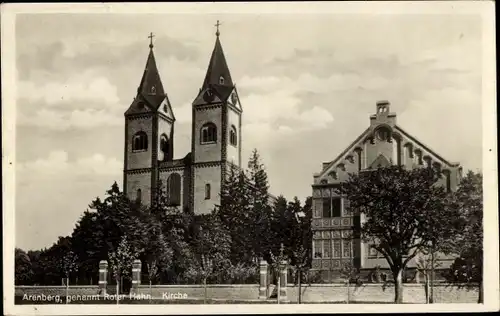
259, 259, 268, 300
131, 259, 142, 295
98, 260, 108, 296
279, 260, 289, 302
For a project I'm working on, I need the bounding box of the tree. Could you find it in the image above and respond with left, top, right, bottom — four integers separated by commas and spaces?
61, 250, 78, 303
442, 171, 483, 303
340, 166, 460, 303
15, 248, 33, 285
339, 261, 362, 304
416, 251, 442, 304
247, 149, 273, 260
216, 165, 253, 265
108, 236, 138, 304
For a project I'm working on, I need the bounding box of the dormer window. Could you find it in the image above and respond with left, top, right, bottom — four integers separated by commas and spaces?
219, 76, 225, 85
150, 86, 156, 95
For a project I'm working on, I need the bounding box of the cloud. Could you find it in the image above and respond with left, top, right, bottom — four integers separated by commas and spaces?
17, 150, 122, 178
18, 70, 121, 107
17, 108, 123, 131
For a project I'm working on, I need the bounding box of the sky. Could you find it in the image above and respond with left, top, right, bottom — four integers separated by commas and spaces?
14, 11, 484, 251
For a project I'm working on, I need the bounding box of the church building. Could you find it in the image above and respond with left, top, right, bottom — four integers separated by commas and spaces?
123, 25, 243, 214
311, 101, 463, 278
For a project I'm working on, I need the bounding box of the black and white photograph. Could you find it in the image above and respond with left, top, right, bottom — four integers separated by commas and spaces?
2, 1, 498, 314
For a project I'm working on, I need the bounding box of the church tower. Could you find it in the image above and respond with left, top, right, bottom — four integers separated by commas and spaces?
190, 22, 243, 214
124, 34, 176, 206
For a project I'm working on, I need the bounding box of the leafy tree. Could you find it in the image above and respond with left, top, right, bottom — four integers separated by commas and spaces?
416, 251, 442, 304
60, 250, 79, 284
340, 166, 460, 303
151, 182, 195, 284
108, 236, 138, 303
15, 248, 33, 285
442, 171, 483, 303
339, 261, 362, 304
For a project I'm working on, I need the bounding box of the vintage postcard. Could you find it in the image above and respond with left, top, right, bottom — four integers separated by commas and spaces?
2, 1, 498, 315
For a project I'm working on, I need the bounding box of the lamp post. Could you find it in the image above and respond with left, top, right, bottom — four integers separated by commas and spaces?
294, 210, 307, 304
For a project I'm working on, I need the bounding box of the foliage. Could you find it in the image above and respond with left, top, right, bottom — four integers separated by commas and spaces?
108, 236, 138, 282
16, 149, 314, 286
340, 166, 461, 303
15, 248, 33, 285
441, 171, 483, 302
61, 250, 79, 280
247, 149, 273, 259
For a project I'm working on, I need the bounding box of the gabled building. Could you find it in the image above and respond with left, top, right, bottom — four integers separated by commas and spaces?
311, 101, 462, 278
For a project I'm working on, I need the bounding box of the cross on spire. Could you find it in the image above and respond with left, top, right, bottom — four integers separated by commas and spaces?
148, 32, 155, 49
214, 20, 222, 37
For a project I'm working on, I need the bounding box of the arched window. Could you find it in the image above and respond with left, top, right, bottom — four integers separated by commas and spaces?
229, 125, 237, 146
219, 76, 225, 85
150, 85, 156, 95
166, 173, 181, 206
160, 134, 169, 160
200, 123, 217, 144
132, 131, 148, 151
205, 183, 211, 200
136, 189, 142, 203
376, 127, 390, 142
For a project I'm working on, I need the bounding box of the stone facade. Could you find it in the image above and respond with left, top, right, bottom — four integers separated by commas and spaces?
123, 32, 243, 215
311, 101, 462, 274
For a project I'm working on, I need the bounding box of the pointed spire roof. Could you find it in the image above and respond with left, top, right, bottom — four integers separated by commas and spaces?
136, 34, 167, 109
201, 24, 234, 91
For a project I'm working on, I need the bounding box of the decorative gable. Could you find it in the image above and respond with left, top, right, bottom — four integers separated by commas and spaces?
369, 154, 391, 169
192, 87, 223, 107
158, 98, 175, 121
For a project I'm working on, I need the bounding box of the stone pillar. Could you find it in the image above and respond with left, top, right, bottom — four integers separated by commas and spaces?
279, 260, 288, 302
259, 259, 268, 300
98, 260, 108, 296
131, 259, 141, 295
414, 270, 421, 284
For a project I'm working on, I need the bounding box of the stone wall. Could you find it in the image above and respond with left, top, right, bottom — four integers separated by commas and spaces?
15, 286, 100, 297
137, 284, 259, 300
15, 283, 479, 303
286, 283, 479, 303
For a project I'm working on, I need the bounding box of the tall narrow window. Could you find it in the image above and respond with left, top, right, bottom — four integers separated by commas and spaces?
201, 123, 217, 144
166, 173, 181, 206
314, 241, 322, 258
333, 239, 341, 258
331, 197, 341, 217
160, 134, 169, 161
342, 240, 352, 258
219, 76, 225, 85
356, 150, 362, 171
323, 240, 331, 258
230, 125, 237, 146
136, 189, 142, 203
322, 198, 332, 218
205, 183, 211, 200
132, 132, 148, 151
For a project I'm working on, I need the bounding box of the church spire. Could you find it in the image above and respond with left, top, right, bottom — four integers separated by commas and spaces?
136, 32, 166, 109
201, 21, 234, 90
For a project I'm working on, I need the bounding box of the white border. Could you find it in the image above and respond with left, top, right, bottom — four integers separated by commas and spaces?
2, 1, 498, 315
